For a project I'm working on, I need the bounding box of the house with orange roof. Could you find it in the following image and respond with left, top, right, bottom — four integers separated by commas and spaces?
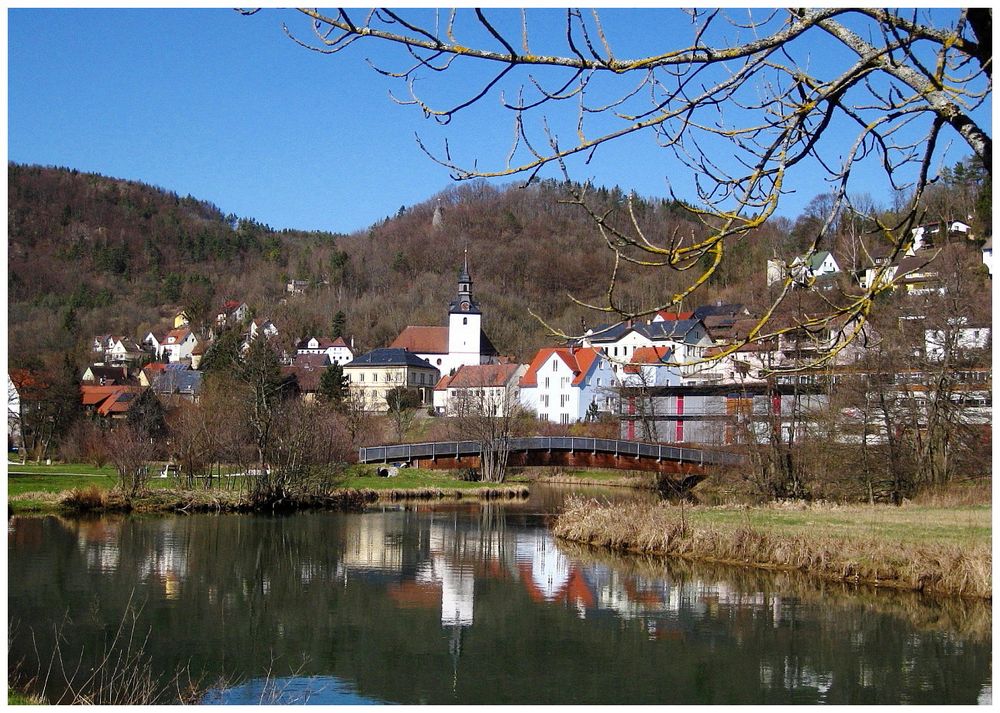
432, 362, 527, 416
620, 346, 680, 388
159, 327, 199, 363
518, 346, 614, 424
215, 300, 250, 329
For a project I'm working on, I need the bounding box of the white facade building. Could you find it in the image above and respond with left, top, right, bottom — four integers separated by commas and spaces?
519, 346, 612, 423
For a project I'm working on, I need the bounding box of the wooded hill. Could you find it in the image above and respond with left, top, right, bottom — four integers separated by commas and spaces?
7, 161, 989, 372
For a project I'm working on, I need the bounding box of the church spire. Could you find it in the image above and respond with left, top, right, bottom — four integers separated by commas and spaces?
449, 250, 480, 315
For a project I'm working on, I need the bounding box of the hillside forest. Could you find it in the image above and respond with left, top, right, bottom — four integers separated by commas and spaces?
8, 161, 990, 376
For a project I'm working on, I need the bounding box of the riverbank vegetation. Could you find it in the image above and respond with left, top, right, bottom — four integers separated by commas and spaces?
7, 462, 529, 515
552, 493, 991, 599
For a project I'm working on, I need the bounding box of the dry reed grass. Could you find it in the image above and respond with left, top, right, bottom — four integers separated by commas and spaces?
552, 498, 991, 599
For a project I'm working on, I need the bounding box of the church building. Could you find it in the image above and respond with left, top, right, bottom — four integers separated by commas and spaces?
390, 253, 499, 375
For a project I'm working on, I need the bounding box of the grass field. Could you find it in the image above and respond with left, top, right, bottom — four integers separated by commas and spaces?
553, 498, 992, 598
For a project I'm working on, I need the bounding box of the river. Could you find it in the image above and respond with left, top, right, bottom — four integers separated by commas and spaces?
7, 485, 992, 704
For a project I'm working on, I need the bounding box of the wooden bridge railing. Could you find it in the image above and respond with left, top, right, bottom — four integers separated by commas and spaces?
358, 437, 743, 468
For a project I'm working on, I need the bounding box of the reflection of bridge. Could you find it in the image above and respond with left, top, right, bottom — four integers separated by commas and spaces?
358, 437, 744, 481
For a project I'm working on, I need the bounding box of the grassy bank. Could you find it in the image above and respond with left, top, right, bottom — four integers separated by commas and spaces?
552, 499, 991, 599
7, 463, 529, 515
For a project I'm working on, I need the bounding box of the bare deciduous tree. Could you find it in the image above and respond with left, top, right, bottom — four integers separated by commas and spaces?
261, 8, 991, 366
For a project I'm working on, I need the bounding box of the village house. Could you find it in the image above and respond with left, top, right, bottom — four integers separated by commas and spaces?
433, 362, 527, 416
924, 320, 992, 361
150, 369, 203, 403
295, 336, 355, 365
216, 300, 250, 329
578, 317, 714, 378
158, 327, 200, 363
282, 353, 332, 402
519, 346, 612, 424
106, 337, 147, 365
766, 250, 841, 287
81, 365, 131, 385
390, 254, 499, 375
982, 237, 992, 277
247, 318, 278, 343
343, 347, 440, 412
908, 220, 973, 254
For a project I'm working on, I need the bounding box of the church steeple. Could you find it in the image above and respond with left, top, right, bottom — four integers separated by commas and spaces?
449, 249, 480, 315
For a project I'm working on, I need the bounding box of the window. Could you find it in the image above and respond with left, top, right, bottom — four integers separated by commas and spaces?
596, 378, 602, 387
360, 373, 365, 383
542, 395, 549, 407
560, 414, 570, 425
373, 373, 378, 382
561, 377, 569, 389
552, 360, 558, 372
544, 377, 550, 389
613, 346, 618, 357
560, 394, 569, 407
463, 317, 468, 325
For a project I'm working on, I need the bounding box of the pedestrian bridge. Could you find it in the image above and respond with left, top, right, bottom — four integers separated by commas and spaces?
358, 437, 743, 481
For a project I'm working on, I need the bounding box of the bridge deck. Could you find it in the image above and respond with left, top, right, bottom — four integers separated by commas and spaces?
359, 437, 742, 470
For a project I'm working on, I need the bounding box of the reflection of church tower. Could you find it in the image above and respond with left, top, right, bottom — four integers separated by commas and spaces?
447, 249, 483, 371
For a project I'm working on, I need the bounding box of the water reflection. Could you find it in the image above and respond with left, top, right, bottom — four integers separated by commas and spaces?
8, 495, 992, 705
202, 674, 384, 705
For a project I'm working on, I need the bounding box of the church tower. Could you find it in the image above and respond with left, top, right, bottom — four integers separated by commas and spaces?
447, 250, 484, 372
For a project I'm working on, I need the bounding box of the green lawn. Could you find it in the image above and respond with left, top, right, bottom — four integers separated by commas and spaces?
338, 466, 499, 491
7, 461, 118, 477
685, 503, 991, 548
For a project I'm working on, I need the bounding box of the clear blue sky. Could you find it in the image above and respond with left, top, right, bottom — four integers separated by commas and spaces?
8, 8, 990, 235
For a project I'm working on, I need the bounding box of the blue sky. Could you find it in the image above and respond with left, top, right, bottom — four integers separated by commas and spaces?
8, 8, 991, 235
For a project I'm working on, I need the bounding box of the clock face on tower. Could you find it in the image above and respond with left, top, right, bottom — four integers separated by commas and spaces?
461, 301, 470, 311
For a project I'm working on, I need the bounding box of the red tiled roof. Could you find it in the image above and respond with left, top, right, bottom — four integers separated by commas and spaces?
445, 363, 522, 389
97, 391, 139, 416
165, 327, 191, 343
434, 373, 454, 391
390, 326, 449, 354
656, 310, 694, 321
623, 346, 672, 373
143, 363, 168, 373
520, 347, 602, 388
80, 385, 127, 406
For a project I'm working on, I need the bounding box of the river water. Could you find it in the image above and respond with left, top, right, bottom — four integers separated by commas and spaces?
7, 486, 992, 704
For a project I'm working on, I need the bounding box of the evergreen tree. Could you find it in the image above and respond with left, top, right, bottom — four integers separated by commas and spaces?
331, 310, 347, 338
318, 363, 347, 403
126, 388, 167, 441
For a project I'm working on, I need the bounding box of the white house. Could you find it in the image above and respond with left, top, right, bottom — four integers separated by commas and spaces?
619, 347, 681, 389
767, 250, 840, 286
248, 318, 278, 342
925, 321, 991, 361
433, 362, 527, 416
982, 237, 993, 277
519, 346, 612, 423
296, 336, 355, 365
216, 300, 250, 329
159, 327, 199, 363
390, 254, 498, 375
579, 318, 713, 377
908, 220, 973, 254
106, 337, 146, 364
